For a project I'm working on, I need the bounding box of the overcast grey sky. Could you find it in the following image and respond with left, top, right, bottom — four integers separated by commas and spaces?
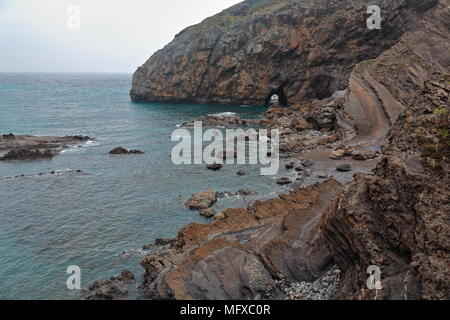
0, 0, 242, 73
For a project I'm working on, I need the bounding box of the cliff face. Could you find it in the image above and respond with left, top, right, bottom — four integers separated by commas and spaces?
130, 0, 438, 106
321, 74, 449, 300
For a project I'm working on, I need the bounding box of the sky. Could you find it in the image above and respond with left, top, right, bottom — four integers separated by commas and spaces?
0, 0, 242, 73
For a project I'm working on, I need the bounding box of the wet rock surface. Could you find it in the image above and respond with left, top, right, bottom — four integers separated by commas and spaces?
206, 163, 223, 171
180, 114, 247, 128
140, 180, 342, 300
0, 149, 54, 161
83, 270, 135, 300
185, 189, 217, 210
0, 134, 92, 160
109, 146, 145, 155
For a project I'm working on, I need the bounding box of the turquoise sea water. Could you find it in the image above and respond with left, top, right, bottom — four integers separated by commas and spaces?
0, 73, 280, 300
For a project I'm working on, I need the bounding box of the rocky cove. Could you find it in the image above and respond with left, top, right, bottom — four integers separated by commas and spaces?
1, 0, 446, 301
82, 0, 450, 300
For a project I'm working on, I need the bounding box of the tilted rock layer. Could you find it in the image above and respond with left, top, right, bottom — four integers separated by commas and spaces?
321, 74, 449, 300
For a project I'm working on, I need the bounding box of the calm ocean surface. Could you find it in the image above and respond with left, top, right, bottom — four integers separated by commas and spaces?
0, 73, 287, 299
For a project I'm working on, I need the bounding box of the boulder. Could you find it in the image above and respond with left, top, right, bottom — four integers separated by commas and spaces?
336, 164, 352, 172
302, 159, 314, 167
285, 162, 295, 170
185, 189, 217, 210
352, 149, 378, 161
315, 171, 328, 179
206, 163, 223, 171
330, 149, 346, 160
199, 208, 216, 219
276, 177, 292, 185
109, 146, 144, 155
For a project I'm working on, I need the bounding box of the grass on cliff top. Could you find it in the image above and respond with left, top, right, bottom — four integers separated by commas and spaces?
200, 0, 291, 31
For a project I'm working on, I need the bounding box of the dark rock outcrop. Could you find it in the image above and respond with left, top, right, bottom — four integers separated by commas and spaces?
83, 270, 135, 300
109, 146, 145, 155
0, 149, 54, 161
0, 134, 91, 149
206, 163, 223, 171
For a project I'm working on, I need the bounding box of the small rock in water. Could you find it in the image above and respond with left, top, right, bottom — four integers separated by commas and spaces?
185, 189, 217, 210
206, 163, 223, 171
109, 146, 144, 155
237, 170, 246, 176
285, 162, 295, 170
237, 189, 251, 196
315, 171, 328, 179
199, 208, 216, 218
276, 177, 292, 185
302, 159, 314, 167
336, 164, 352, 172
330, 149, 346, 160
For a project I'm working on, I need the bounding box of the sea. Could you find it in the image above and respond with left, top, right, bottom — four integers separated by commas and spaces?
0, 72, 288, 299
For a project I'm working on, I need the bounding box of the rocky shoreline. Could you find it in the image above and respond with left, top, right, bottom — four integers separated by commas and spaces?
85, 0, 449, 300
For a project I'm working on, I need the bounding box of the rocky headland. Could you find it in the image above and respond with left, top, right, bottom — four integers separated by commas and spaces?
85, 0, 449, 300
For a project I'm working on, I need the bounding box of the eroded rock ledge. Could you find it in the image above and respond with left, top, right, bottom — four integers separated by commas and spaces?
140, 179, 342, 300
